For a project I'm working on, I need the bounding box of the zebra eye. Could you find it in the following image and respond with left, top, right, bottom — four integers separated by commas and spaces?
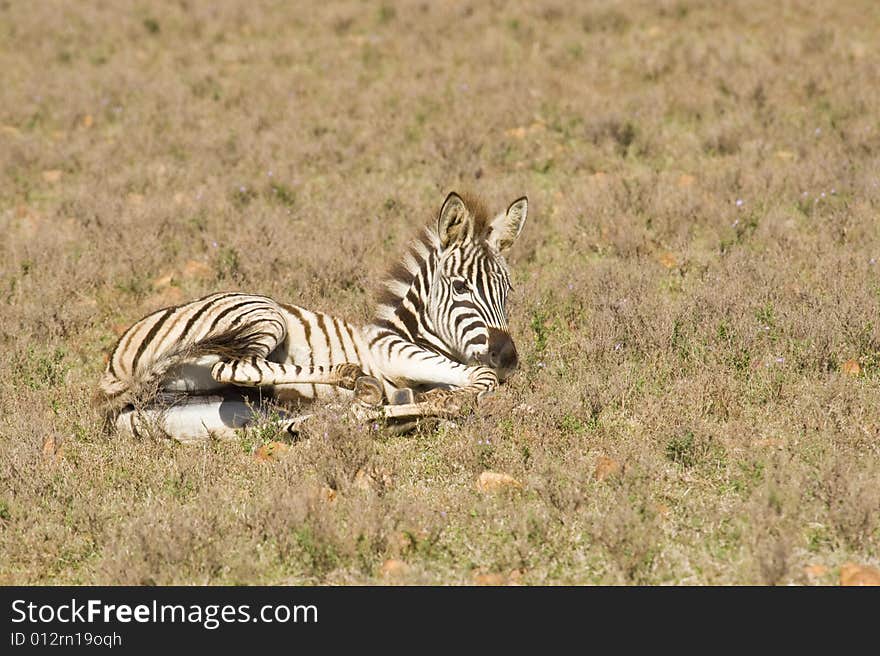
452, 279, 469, 295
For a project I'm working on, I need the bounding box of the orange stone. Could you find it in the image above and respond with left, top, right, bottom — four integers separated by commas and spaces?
473, 572, 507, 586
254, 441, 290, 462
182, 259, 213, 279
658, 251, 678, 269
476, 471, 522, 493
41, 436, 63, 461
143, 286, 184, 310
380, 559, 410, 579
840, 562, 880, 586
42, 436, 56, 458
803, 564, 828, 578
152, 271, 175, 289
594, 456, 622, 481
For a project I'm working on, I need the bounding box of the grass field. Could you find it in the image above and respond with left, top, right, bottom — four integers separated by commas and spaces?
2, 0, 880, 585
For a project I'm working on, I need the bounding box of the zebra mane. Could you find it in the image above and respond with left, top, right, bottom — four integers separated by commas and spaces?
372, 227, 435, 325
373, 192, 493, 321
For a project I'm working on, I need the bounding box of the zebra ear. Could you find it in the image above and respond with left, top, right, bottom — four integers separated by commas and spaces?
437, 192, 473, 249
488, 196, 528, 254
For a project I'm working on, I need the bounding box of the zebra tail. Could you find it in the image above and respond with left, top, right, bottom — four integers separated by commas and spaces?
93, 322, 275, 428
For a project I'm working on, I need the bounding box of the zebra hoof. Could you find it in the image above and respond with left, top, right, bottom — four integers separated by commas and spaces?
354, 376, 383, 406
335, 363, 364, 389
391, 388, 415, 405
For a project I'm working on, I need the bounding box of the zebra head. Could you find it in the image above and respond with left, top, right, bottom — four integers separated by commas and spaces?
428, 192, 528, 380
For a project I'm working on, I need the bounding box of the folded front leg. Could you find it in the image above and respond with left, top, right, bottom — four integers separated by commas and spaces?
212, 358, 368, 389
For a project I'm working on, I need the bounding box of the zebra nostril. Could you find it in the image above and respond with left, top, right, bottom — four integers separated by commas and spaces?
486, 327, 518, 372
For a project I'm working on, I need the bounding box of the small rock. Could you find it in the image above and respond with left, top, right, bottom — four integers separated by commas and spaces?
803, 564, 827, 578
850, 42, 867, 60
841, 359, 861, 376
182, 259, 213, 279
473, 572, 507, 586
42, 169, 63, 183
476, 471, 522, 493
144, 286, 184, 310
42, 435, 63, 460
840, 562, 880, 586
594, 456, 621, 481
353, 466, 393, 492
380, 559, 410, 579
152, 271, 175, 289
658, 251, 678, 269
504, 123, 543, 140
254, 441, 290, 462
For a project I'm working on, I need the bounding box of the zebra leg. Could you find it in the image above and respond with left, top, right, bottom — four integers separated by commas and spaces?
211, 358, 369, 389
390, 388, 415, 405
352, 382, 492, 424
115, 394, 309, 443
407, 385, 489, 415
352, 397, 465, 422
354, 375, 384, 405
275, 413, 313, 437
407, 363, 499, 414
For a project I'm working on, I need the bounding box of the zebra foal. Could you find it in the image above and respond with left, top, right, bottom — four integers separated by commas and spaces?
95, 191, 528, 442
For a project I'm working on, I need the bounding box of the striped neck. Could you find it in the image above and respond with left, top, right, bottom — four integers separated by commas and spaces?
369, 229, 460, 362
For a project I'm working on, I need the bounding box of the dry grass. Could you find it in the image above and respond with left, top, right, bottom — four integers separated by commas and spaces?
2, 0, 880, 585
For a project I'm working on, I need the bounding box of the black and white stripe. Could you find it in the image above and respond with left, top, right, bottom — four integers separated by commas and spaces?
95, 191, 528, 440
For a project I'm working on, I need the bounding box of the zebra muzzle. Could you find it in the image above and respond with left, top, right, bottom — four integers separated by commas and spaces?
484, 327, 518, 375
